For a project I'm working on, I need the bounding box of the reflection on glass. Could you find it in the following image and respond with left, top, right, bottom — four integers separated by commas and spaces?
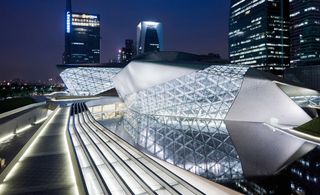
102, 110, 243, 181
125, 65, 248, 119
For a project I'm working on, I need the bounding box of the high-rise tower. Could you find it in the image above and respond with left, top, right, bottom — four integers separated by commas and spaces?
119, 39, 135, 63
136, 21, 163, 55
229, 0, 290, 71
63, 0, 100, 64
64, 0, 72, 63
290, 0, 320, 67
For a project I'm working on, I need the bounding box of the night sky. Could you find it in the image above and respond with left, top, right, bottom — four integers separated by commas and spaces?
0, 0, 230, 81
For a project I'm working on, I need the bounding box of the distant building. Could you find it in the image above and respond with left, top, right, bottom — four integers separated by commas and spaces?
57, 63, 126, 96
288, 147, 320, 195
64, 0, 100, 64
290, 0, 320, 67
118, 39, 135, 63
136, 21, 163, 55
229, 0, 290, 71
284, 65, 320, 91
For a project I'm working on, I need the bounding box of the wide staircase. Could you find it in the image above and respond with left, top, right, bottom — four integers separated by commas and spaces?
69, 102, 206, 195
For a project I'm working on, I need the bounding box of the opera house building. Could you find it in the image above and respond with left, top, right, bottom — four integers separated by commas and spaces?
58, 51, 320, 176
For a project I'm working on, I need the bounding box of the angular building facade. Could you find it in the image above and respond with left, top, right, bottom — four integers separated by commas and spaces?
113, 52, 320, 178
55, 52, 320, 190
290, 0, 320, 66
64, 0, 100, 64
57, 64, 123, 96
229, 0, 290, 70
136, 21, 163, 55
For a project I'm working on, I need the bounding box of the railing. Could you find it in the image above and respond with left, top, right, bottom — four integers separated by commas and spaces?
68, 102, 205, 195
0, 102, 46, 120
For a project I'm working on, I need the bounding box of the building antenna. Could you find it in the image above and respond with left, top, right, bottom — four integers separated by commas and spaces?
66, 0, 72, 12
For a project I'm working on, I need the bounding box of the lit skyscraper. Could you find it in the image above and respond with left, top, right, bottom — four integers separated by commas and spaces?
229, 0, 290, 71
119, 39, 135, 63
136, 21, 163, 55
290, 0, 320, 67
64, 0, 100, 64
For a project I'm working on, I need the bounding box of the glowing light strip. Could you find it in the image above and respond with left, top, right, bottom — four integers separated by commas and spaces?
0, 117, 48, 144
67, 11, 71, 33
15, 125, 32, 134
51, 97, 101, 102
33, 117, 48, 125
3, 108, 60, 182
64, 110, 79, 195
70, 115, 105, 194
264, 123, 320, 145
0, 134, 15, 144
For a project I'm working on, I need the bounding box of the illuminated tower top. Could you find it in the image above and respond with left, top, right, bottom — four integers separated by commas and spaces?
136, 21, 163, 55
63, 0, 100, 64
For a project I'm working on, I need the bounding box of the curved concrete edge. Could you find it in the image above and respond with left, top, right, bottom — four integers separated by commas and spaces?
0, 106, 59, 183
146, 154, 242, 195
65, 122, 87, 195
85, 97, 123, 108
225, 76, 311, 126
0, 102, 46, 120
225, 121, 317, 177
274, 81, 320, 97
113, 61, 198, 98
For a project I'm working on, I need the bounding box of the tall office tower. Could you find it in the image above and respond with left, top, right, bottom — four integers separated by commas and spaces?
64, 0, 100, 64
119, 39, 135, 63
229, 0, 290, 71
136, 21, 163, 55
290, 0, 320, 67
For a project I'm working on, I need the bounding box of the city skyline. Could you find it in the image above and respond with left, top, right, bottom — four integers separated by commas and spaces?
1, 1, 320, 194
0, 0, 230, 80
229, 0, 290, 70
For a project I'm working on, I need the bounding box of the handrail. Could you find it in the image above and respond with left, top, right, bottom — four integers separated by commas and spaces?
66, 106, 89, 195
83, 109, 183, 195
0, 102, 46, 120
78, 103, 156, 195
74, 103, 133, 195
80, 103, 181, 194
71, 104, 111, 195
0, 105, 58, 183
84, 103, 205, 195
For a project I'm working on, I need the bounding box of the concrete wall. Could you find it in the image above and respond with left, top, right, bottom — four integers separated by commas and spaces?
0, 103, 48, 139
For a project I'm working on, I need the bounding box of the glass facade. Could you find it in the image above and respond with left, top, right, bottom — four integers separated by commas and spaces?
288, 147, 320, 195
290, 0, 320, 66
229, 0, 290, 70
120, 111, 244, 181
67, 13, 100, 64
137, 21, 163, 55
284, 65, 320, 90
290, 95, 320, 107
60, 67, 121, 96
69, 103, 207, 194
119, 39, 135, 63
111, 65, 249, 180
64, 9, 100, 64
125, 65, 249, 119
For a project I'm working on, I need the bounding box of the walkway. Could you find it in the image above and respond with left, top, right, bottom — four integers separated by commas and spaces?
70, 102, 206, 194
0, 107, 78, 194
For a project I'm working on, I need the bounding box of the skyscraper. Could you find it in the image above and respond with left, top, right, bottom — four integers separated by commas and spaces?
290, 0, 320, 67
64, 0, 100, 64
119, 39, 135, 63
136, 21, 163, 55
229, 0, 290, 70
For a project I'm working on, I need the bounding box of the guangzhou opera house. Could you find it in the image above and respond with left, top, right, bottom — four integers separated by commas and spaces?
53, 52, 320, 193
57, 63, 125, 96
